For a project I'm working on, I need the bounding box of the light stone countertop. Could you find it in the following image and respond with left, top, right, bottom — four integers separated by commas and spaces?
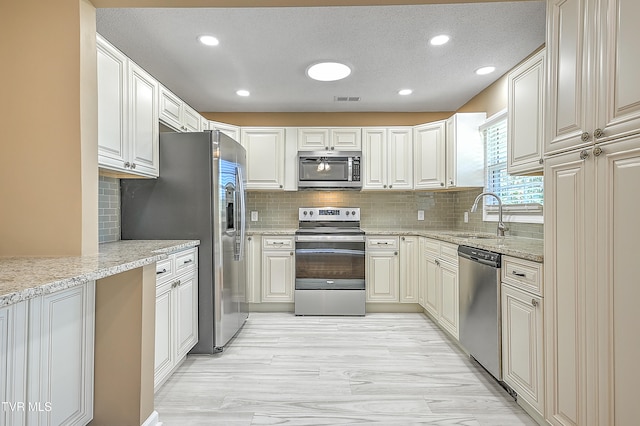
363, 229, 543, 262
246, 228, 542, 262
0, 240, 199, 307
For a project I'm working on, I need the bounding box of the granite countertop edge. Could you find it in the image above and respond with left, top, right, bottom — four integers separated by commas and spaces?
0, 240, 200, 307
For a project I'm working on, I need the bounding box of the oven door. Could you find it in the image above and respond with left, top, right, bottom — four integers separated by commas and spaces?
295, 236, 365, 290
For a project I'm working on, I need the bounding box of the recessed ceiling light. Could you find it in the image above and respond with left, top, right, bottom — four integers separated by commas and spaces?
398, 89, 413, 96
475, 66, 496, 75
198, 35, 219, 46
307, 62, 351, 82
236, 89, 250, 97
430, 35, 450, 46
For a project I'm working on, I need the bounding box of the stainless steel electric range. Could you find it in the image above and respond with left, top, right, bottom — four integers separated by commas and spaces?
294, 207, 366, 316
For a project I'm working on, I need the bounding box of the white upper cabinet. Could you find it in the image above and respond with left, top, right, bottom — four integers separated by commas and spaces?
241, 128, 286, 190
297, 127, 361, 151
159, 86, 201, 132
97, 35, 159, 177
210, 120, 241, 142
362, 128, 413, 190
445, 113, 486, 188
546, 0, 640, 155
413, 121, 446, 189
508, 48, 546, 175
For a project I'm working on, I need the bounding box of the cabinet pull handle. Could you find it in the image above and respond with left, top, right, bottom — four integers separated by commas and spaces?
580, 150, 590, 160
376, 242, 389, 245
532, 299, 538, 307
581, 132, 591, 142
594, 128, 604, 139
156, 268, 167, 275
512, 271, 526, 277
183, 259, 193, 264
273, 242, 284, 245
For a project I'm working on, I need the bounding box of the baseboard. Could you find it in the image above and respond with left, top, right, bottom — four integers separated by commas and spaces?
515, 395, 547, 426
365, 303, 423, 313
249, 302, 294, 312
141, 410, 160, 426
154, 356, 188, 393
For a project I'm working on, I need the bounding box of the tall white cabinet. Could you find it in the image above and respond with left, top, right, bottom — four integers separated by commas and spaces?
544, 0, 640, 425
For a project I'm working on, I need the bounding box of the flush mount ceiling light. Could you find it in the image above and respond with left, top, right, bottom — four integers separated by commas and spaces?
236, 89, 250, 97
429, 35, 450, 46
475, 66, 496, 75
198, 35, 219, 46
398, 89, 413, 96
307, 62, 351, 82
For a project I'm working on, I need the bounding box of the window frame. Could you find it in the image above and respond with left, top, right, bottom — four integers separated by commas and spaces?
480, 109, 543, 225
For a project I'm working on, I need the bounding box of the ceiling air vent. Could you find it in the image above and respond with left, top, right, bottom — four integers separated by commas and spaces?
334, 96, 361, 102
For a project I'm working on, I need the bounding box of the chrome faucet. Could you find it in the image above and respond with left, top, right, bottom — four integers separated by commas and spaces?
471, 192, 508, 237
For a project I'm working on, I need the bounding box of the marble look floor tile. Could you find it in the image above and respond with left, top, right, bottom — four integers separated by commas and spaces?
155, 312, 538, 425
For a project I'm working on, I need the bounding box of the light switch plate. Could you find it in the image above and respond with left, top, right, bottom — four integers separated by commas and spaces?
418, 210, 425, 221
251, 211, 259, 222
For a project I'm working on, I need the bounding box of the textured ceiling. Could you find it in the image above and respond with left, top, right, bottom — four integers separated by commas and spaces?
96, 2, 545, 112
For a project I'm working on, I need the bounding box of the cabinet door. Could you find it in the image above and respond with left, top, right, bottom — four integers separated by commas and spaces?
211, 121, 240, 142
502, 284, 544, 415
0, 301, 27, 426
399, 236, 419, 303
597, 0, 640, 143
366, 251, 399, 302
595, 136, 640, 426
387, 128, 413, 190
175, 273, 198, 359
242, 129, 285, 190
362, 128, 387, 190
544, 149, 594, 426
424, 257, 440, 318
413, 122, 446, 189
27, 282, 95, 426
183, 105, 201, 132
245, 236, 262, 303
159, 86, 183, 131
297, 128, 329, 150
438, 262, 459, 339
330, 128, 362, 150
508, 49, 545, 174
546, 0, 593, 155
97, 36, 128, 171
261, 250, 294, 302
154, 280, 174, 390
128, 62, 159, 177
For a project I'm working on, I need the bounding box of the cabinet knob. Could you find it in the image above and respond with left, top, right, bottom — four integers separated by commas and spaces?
593, 145, 603, 157
531, 299, 539, 307
401, 236, 405, 241
124, 161, 131, 168
440, 182, 444, 187
331, 146, 335, 150
279, 185, 283, 189
383, 185, 387, 188
579, 150, 590, 160
581, 132, 591, 142
389, 185, 393, 189
248, 236, 252, 241
290, 251, 293, 256
131, 163, 136, 169
435, 259, 440, 266
325, 146, 329, 150
539, 158, 544, 165
449, 179, 454, 185
594, 128, 605, 139
394, 251, 398, 256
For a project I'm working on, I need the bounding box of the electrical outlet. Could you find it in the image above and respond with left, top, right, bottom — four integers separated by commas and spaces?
418, 210, 425, 221
464, 211, 469, 223
251, 211, 259, 222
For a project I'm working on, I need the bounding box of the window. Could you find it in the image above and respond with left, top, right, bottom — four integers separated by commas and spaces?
481, 110, 543, 224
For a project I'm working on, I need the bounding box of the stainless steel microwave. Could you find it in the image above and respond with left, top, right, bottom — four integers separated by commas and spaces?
297, 151, 362, 190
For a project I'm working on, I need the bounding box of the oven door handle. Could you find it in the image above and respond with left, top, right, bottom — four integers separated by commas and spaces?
295, 235, 365, 243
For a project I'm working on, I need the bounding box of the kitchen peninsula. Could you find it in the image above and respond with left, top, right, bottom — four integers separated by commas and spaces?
0, 239, 199, 426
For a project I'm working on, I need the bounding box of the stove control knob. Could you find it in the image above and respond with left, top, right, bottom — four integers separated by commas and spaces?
351, 210, 356, 216
303, 211, 307, 216
309, 211, 314, 216
345, 211, 350, 216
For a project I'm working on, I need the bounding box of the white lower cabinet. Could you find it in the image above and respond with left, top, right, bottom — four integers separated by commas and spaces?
245, 235, 262, 303
0, 301, 28, 426
27, 282, 95, 426
399, 236, 419, 303
438, 260, 459, 339
261, 236, 295, 303
154, 248, 199, 391
366, 237, 400, 302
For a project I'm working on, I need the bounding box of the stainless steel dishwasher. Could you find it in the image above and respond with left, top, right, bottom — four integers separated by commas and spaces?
458, 245, 502, 381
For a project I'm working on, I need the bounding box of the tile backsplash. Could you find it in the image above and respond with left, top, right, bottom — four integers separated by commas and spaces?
246, 189, 543, 239
99, 176, 120, 243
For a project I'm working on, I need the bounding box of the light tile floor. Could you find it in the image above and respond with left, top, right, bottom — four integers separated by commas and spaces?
155, 312, 537, 425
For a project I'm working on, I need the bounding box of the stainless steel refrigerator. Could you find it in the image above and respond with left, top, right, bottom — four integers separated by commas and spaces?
120, 130, 248, 354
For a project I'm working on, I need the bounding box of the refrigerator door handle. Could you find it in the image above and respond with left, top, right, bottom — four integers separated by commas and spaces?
236, 166, 247, 261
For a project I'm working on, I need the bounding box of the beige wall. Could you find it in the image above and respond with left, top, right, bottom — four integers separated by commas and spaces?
0, 0, 97, 256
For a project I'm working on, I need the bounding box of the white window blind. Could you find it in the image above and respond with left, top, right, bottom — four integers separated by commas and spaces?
483, 115, 543, 212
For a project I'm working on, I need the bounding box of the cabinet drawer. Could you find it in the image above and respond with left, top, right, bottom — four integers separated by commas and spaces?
502, 256, 542, 296
175, 248, 198, 275
156, 258, 174, 283
422, 238, 440, 256
262, 236, 294, 250
367, 236, 399, 250
439, 242, 459, 264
